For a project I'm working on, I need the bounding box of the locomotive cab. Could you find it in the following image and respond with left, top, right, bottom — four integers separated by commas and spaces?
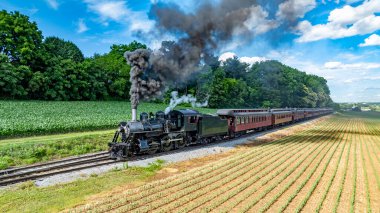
167, 109, 199, 132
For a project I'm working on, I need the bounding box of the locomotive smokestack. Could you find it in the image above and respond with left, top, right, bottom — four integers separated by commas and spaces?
132, 108, 137, 121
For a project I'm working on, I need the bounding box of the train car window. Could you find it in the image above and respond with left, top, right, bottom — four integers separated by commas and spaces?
178, 117, 182, 127
242, 117, 245, 124
237, 117, 240, 125
188, 116, 197, 123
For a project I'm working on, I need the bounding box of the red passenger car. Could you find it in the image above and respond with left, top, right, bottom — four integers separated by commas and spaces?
217, 109, 272, 134
293, 109, 305, 121
272, 111, 293, 125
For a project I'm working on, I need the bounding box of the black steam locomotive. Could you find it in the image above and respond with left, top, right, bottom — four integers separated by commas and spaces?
109, 109, 227, 159
109, 108, 332, 159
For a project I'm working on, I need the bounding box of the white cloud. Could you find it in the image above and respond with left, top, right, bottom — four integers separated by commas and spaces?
345, 0, 362, 4
364, 76, 380, 80
240, 56, 268, 64
77, 19, 89, 33
219, 52, 237, 61
83, 0, 155, 33
296, 0, 380, 42
84, 0, 129, 22
336, 53, 363, 61
276, 0, 316, 20
344, 79, 354, 83
324, 61, 380, 69
128, 12, 155, 33
219, 52, 268, 65
359, 34, 380, 47
240, 6, 278, 36
325, 76, 335, 80
45, 0, 59, 10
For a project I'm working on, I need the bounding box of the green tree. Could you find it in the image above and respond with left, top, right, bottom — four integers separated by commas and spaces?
0, 10, 43, 65
208, 68, 249, 108
90, 41, 147, 99
0, 54, 31, 98
43, 37, 84, 62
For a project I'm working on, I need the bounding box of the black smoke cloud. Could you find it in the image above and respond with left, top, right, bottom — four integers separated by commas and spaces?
125, 0, 301, 108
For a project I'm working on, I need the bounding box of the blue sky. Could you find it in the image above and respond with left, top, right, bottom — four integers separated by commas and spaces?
1, 0, 380, 103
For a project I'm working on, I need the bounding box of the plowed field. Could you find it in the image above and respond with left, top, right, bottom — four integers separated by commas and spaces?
68, 112, 380, 212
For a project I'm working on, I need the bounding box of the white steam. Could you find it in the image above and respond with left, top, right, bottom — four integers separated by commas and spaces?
164, 91, 208, 114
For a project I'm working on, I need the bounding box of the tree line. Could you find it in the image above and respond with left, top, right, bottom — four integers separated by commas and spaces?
0, 10, 333, 108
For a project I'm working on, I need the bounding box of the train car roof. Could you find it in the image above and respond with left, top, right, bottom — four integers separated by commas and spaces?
272, 111, 292, 114
233, 112, 272, 116
217, 109, 269, 116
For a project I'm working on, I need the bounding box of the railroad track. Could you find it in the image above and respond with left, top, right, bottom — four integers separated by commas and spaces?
0, 151, 116, 186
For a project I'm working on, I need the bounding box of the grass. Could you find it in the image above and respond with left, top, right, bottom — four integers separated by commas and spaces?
0, 159, 165, 213
0, 100, 216, 138
0, 130, 114, 169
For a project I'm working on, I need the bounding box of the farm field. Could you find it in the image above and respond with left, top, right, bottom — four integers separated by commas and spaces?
0, 100, 216, 138
68, 112, 380, 212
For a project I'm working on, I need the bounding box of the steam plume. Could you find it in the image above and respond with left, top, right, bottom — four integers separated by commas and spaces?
165, 91, 208, 114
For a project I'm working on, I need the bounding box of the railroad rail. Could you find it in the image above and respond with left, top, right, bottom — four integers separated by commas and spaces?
0, 151, 115, 186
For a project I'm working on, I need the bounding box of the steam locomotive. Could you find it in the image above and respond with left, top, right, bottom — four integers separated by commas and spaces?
109, 108, 333, 159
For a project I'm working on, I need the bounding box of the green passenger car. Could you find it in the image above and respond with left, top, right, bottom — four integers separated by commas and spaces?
198, 114, 229, 137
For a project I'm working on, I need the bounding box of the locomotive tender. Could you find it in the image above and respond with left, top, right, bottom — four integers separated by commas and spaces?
109, 108, 333, 159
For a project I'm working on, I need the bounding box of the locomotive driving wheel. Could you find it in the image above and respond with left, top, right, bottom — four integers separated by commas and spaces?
176, 135, 186, 149
161, 136, 172, 152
